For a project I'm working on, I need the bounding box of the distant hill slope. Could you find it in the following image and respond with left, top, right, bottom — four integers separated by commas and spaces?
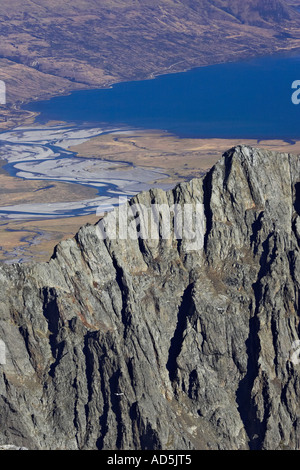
204, 0, 292, 24
0, 0, 300, 128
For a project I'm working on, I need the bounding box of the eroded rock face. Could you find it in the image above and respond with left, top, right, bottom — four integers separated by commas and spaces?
0, 145, 299, 450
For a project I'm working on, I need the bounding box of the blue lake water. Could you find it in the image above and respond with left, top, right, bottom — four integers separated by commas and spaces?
25, 53, 300, 140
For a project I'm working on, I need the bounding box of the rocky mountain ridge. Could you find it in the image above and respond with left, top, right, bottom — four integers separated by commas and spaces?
0, 145, 300, 450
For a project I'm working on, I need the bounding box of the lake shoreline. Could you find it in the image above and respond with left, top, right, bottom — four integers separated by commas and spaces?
23, 52, 300, 141
20, 45, 300, 120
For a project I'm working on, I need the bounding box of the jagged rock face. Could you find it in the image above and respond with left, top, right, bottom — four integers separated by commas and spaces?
0, 145, 300, 450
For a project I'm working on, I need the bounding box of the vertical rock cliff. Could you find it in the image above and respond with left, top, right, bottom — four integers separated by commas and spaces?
0, 145, 300, 450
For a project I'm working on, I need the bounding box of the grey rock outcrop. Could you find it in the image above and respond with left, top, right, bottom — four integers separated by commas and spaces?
0, 445, 28, 450
0, 145, 300, 450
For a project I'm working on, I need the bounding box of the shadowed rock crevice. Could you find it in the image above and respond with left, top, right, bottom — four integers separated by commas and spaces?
95, 350, 111, 450
236, 314, 262, 449
166, 283, 194, 386
294, 183, 300, 217
250, 211, 264, 255
42, 287, 64, 377
110, 256, 132, 338
82, 332, 98, 447
202, 168, 214, 254
129, 402, 162, 450
109, 369, 124, 449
